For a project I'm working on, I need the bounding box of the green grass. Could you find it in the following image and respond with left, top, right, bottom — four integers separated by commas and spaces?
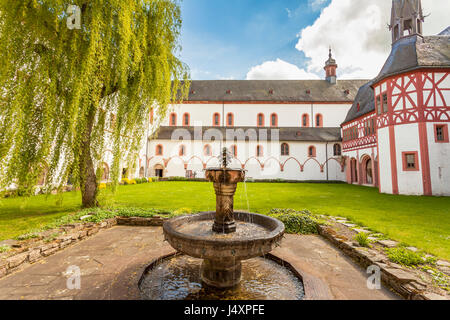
0, 182, 449, 260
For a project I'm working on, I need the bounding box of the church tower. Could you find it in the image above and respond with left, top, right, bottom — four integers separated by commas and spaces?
324, 47, 337, 84
390, 0, 425, 44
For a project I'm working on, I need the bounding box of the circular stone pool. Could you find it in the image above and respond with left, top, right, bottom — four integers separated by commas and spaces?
139, 255, 305, 300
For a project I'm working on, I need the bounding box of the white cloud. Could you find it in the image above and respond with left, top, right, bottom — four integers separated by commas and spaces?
246, 0, 449, 81
246, 59, 320, 80
308, 0, 328, 12
296, 0, 450, 79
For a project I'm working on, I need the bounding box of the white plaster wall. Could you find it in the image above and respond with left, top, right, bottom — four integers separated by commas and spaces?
158, 103, 352, 128
427, 122, 450, 196
394, 123, 423, 195
377, 127, 393, 194
145, 139, 345, 181
313, 104, 352, 127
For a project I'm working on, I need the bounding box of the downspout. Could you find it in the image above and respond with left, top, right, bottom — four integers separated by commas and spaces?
221, 101, 225, 150
326, 142, 329, 181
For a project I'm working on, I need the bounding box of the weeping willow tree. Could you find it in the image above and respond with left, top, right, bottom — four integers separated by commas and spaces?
0, 1, 189, 207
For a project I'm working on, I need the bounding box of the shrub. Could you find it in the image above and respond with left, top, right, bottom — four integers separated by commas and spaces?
16, 232, 40, 241
354, 232, 371, 247
385, 247, 430, 266
269, 209, 319, 235
173, 208, 193, 215
121, 178, 131, 185
168, 176, 189, 181
0, 245, 11, 253
135, 178, 150, 184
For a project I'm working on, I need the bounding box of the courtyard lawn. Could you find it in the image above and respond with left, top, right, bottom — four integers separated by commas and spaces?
1, 182, 449, 260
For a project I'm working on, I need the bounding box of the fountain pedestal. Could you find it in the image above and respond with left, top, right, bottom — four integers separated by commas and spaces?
201, 259, 242, 288
206, 169, 245, 234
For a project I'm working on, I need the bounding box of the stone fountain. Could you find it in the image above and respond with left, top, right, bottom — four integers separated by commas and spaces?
163, 148, 285, 288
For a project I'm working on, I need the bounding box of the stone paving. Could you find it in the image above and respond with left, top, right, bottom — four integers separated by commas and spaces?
0, 226, 399, 300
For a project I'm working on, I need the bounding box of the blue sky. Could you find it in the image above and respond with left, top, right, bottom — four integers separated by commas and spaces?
179, 0, 448, 81
179, 0, 330, 80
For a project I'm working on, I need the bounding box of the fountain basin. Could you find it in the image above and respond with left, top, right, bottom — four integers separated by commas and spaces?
163, 212, 284, 288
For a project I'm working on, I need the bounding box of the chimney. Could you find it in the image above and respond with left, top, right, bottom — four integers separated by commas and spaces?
324, 47, 338, 84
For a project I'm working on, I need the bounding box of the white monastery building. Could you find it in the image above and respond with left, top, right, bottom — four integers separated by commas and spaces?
122, 0, 449, 196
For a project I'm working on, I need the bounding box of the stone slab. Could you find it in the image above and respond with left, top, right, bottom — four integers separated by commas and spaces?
377, 240, 399, 248
353, 228, 371, 234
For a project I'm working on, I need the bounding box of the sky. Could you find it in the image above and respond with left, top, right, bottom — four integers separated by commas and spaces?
179, 0, 449, 81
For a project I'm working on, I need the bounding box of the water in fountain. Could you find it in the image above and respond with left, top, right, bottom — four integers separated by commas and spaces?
140, 255, 304, 300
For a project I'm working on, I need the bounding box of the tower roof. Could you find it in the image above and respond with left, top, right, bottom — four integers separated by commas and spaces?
325, 47, 337, 66
390, 0, 424, 27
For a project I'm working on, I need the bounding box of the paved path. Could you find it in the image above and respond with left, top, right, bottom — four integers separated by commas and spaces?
0, 226, 399, 300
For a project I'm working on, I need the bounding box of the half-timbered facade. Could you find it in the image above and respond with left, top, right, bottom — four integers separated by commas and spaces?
341, 0, 450, 196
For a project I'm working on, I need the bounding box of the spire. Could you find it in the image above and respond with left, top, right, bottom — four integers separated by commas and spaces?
390, 0, 425, 44
324, 46, 337, 84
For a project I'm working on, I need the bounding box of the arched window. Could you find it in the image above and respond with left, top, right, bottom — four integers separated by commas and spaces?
316, 114, 323, 127
110, 114, 116, 129
183, 113, 190, 126
101, 163, 109, 181
179, 145, 186, 156
139, 167, 145, 178
230, 145, 237, 157
227, 113, 234, 127
213, 113, 221, 127
169, 113, 177, 126
333, 144, 341, 156
308, 146, 316, 158
281, 143, 289, 156
156, 144, 163, 156
37, 165, 48, 186
257, 113, 265, 127
271, 113, 278, 127
256, 145, 264, 157
149, 109, 154, 124
302, 114, 309, 127
204, 144, 212, 156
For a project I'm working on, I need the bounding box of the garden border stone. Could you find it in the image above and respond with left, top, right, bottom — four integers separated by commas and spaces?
318, 225, 449, 300
0, 216, 168, 280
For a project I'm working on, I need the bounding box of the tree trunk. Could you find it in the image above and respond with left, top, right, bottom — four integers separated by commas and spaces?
80, 107, 98, 208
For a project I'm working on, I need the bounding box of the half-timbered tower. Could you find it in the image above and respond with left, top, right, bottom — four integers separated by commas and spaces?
342, 0, 450, 196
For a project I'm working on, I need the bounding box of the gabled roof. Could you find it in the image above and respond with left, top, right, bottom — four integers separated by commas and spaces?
342, 81, 375, 125
439, 27, 450, 36
154, 126, 342, 142
184, 80, 368, 103
371, 35, 450, 86
344, 33, 449, 125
